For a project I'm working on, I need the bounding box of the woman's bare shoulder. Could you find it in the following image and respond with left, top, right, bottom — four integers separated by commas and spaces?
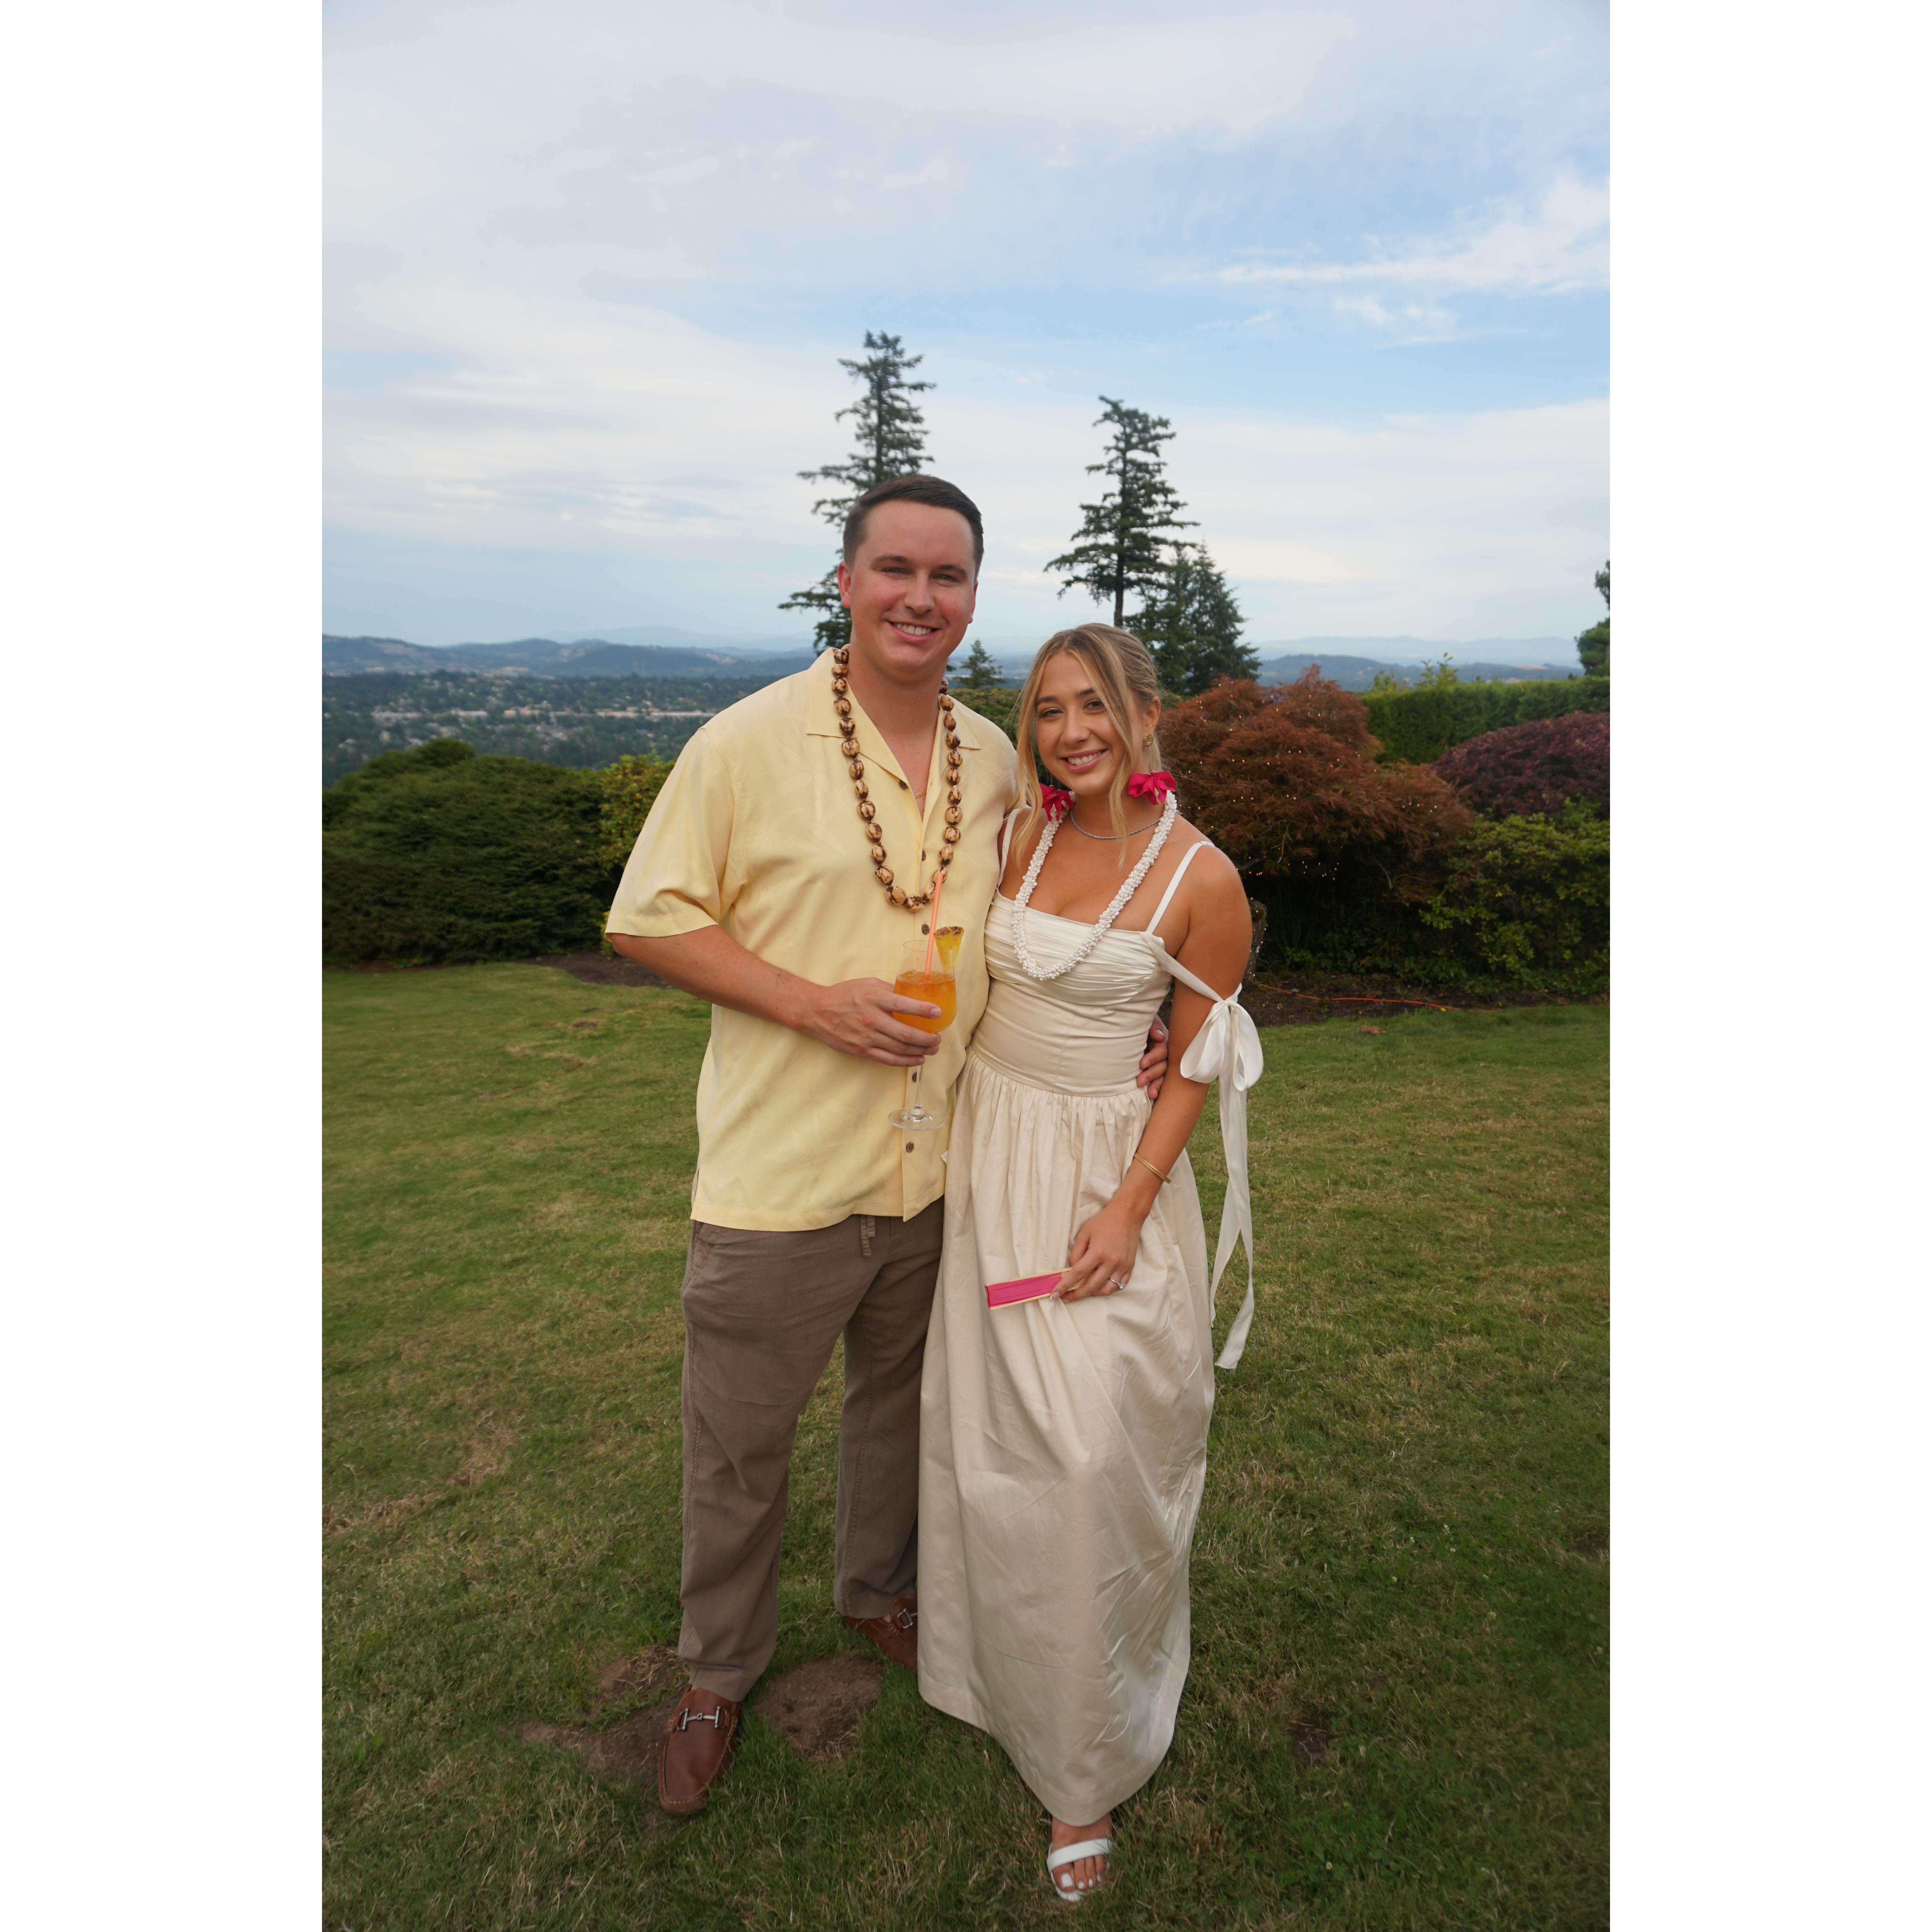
1170, 820, 1245, 900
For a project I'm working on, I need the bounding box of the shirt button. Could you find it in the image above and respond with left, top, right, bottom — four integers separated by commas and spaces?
905, 1142, 914, 1153
898, 779, 907, 790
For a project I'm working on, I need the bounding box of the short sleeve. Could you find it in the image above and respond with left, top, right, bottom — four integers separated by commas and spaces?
604, 727, 737, 938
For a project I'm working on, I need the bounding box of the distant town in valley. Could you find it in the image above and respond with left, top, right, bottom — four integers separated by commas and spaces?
322, 628, 1592, 784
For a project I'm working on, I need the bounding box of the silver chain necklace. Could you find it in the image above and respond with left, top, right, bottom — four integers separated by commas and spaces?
1010, 791, 1179, 981
1066, 810, 1162, 841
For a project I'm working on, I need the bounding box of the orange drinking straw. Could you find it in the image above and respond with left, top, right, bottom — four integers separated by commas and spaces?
924, 864, 946, 976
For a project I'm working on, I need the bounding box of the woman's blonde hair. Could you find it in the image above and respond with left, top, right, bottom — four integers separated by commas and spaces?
1012, 624, 1164, 864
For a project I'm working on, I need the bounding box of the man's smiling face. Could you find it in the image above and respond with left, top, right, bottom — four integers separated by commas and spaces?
837, 501, 979, 686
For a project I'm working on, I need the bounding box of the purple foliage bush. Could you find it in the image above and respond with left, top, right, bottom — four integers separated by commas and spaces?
1431, 712, 1609, 820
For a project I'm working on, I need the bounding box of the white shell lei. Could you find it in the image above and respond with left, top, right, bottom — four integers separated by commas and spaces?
1010, 791, 1179, 980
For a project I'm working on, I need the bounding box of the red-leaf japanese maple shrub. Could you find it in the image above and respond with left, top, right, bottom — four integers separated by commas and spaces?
1162, 672, 1473, 970
1431, 712, 1610, 820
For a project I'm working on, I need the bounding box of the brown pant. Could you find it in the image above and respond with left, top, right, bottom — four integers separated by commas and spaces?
676, 1201, 944, 1700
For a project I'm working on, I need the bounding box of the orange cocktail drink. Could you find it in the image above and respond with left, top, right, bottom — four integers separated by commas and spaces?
889, 934, 955, 1131
893, 967, 957, 1033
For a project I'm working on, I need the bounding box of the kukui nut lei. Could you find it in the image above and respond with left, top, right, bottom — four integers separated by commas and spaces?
832, 645, 963, 911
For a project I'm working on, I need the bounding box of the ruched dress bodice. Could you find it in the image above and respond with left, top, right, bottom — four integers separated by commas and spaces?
968, 894, 1174, 1098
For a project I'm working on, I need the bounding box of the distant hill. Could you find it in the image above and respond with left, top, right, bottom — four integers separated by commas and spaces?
1257, 651, 1583, 693
1252, 637, 1579, 691
965, 632, 1581, 688
1251, 634, 1575, 667
324, 634, 815, 678
560, 624, 813, 657
323, 629, 1583, 693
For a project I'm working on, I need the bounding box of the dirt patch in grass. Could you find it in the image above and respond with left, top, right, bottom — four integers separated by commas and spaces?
519, 1700, 683, 1793
517, 1646, 685, 1793
1285, 1711, 1335, 1767
518, 1647, 883, 1797
592, 1646, 685, 1714
750, 1653, 884, 1762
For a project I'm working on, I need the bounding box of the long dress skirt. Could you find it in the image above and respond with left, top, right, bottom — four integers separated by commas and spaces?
916, 907, 1216, 1823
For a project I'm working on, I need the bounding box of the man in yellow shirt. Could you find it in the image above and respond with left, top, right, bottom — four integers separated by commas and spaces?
607, 475, 1165, 1815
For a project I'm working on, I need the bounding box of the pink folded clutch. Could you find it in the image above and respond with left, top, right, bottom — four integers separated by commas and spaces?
985, 1271, 1063, 1309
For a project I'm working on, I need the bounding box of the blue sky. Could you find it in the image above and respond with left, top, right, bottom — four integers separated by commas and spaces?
326, 0, 1607, 652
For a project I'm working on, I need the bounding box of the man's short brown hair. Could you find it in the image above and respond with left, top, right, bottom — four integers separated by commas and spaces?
842, 474, 984, 570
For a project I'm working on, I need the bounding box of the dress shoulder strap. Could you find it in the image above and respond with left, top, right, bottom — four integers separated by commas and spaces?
1147, 837, 1212, 944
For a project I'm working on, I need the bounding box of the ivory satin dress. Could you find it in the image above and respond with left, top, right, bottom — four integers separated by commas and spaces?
916, 834, 1263, 1823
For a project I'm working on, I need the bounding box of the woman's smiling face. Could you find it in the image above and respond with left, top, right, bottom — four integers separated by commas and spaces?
1031, 649, 1158, 797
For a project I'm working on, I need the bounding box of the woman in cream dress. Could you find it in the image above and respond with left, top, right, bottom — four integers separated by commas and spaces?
918, 625, 1263, 1903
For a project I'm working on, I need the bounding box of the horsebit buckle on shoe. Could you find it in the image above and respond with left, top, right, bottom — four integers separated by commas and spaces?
892, 1605, 917, 1632
674, 1705, 729, 1732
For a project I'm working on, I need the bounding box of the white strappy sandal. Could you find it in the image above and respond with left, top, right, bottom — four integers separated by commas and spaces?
1046, 1836, 1113, 1903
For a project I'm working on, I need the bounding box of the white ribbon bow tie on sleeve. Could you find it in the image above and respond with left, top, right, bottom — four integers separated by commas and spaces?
1174, 983, 1265, 1370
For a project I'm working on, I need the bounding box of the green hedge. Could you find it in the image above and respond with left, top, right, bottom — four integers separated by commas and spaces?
1243, 807, 1608, 993
324, 741, 612, 964
1361, 676, 1608, 765
1419, 806, 1609, 989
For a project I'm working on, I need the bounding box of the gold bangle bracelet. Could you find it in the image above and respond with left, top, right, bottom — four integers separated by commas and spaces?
1132, 1154, 1171, 1185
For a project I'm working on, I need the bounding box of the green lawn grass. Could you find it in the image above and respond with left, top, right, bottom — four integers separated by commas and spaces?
325, 965, 1607, 1930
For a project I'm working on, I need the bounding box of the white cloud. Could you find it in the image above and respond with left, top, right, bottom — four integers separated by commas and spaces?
1329, 293, 1460, 341
1201, 172, 1609, 298
328, 1, 1606, 314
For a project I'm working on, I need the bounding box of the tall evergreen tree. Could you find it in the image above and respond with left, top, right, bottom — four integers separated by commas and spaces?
780, 332, 934, 653
1130, 544, 1257, 697
1575, 559, 1609, 675
1045, 397, 1194, 625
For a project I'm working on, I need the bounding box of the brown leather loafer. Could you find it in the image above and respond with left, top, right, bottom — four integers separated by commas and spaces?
656, 1685, 743, 1816
841, 1593, 917, 1671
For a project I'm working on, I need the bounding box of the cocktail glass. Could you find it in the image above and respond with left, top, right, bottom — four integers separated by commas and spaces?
889, 935, 955, 1132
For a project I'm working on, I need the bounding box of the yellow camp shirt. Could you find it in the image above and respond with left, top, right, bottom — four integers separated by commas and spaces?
606, 651, 1018, 1232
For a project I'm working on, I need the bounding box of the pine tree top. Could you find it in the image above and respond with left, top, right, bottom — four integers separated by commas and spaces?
1045, 396, 1195, 624
798, 331, 934, 526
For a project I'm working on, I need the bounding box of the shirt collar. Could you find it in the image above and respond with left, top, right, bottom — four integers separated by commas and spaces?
804, 647, 987, 751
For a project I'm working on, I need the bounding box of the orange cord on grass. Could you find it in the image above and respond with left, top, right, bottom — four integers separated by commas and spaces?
1249, 979, 1453, 1014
